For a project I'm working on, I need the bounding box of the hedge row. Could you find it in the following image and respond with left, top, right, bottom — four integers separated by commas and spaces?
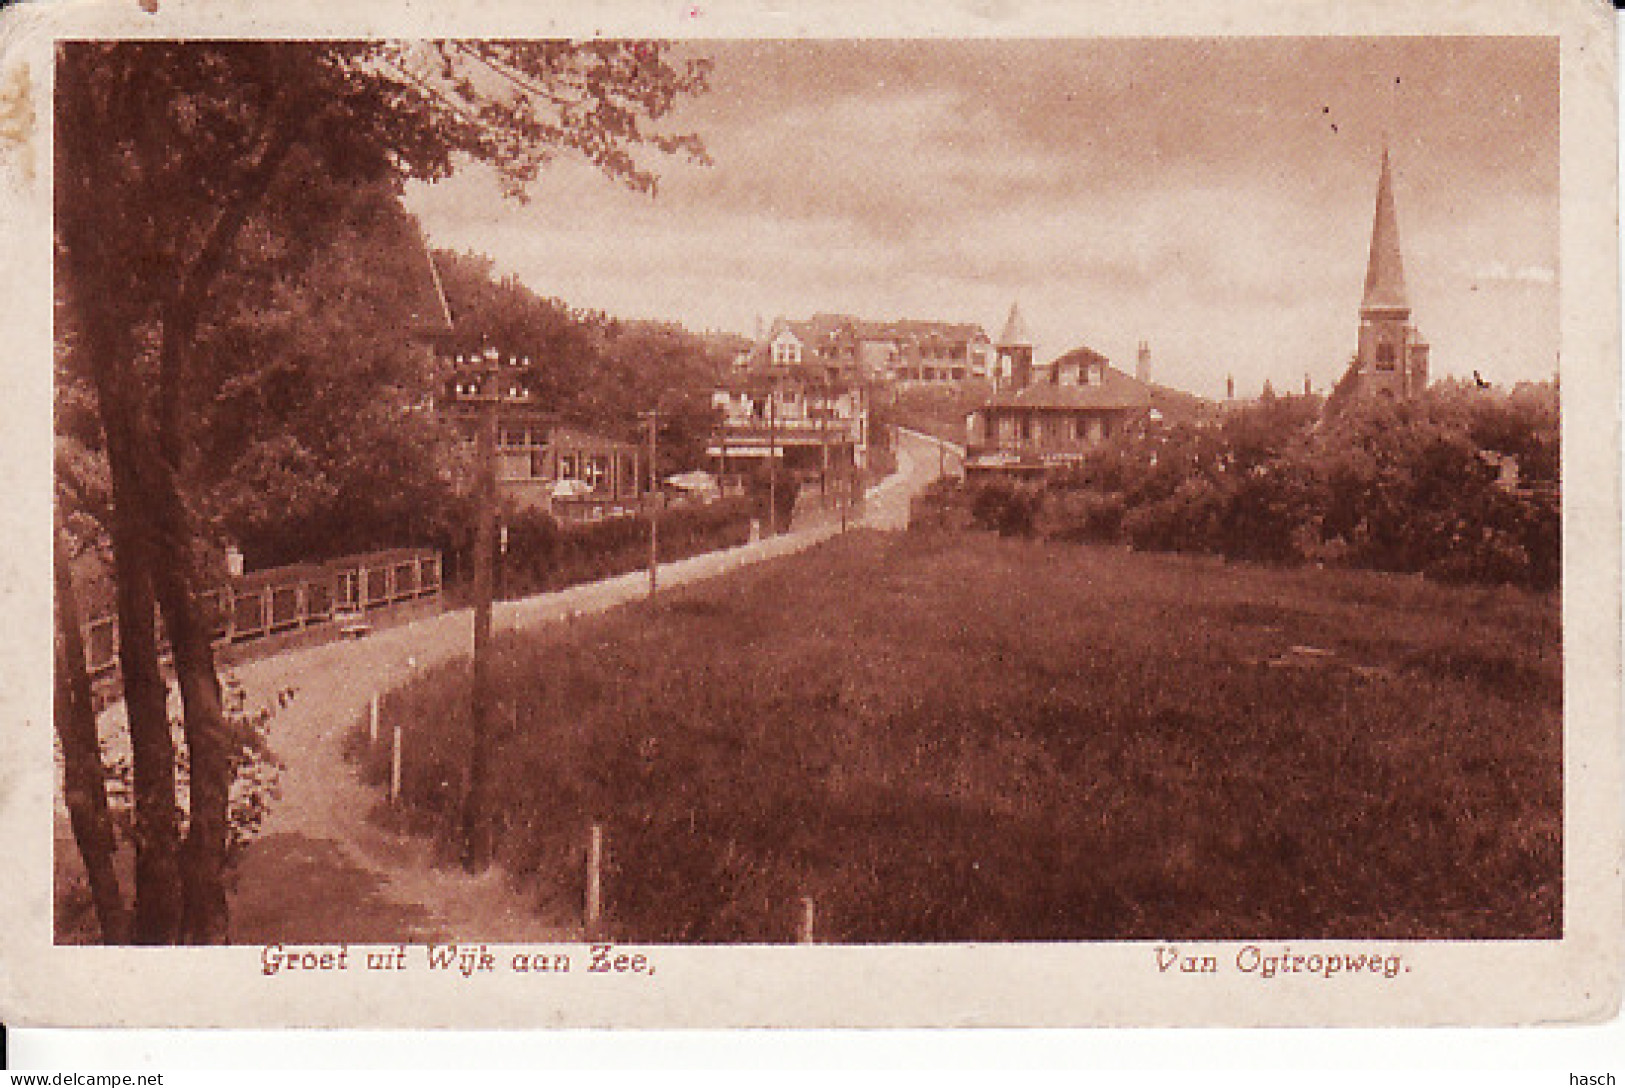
495, 494, 767, 598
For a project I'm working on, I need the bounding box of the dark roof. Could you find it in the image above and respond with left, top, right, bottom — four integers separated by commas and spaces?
747, 313, 990, 369
389, 215, 453, 337
1144, 381, 1217, 423
981, 350, 1152, 412
803, 313, 988, 345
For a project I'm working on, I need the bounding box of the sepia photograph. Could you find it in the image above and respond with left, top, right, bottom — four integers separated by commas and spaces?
5, 0, 1619, 1034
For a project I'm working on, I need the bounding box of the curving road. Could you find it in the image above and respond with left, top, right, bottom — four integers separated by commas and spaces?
216, 426, 959, 942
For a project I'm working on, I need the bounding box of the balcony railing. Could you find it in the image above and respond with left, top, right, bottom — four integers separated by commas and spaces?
718, 420, 861, 444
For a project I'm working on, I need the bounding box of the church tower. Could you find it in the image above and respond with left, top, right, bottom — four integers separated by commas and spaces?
1351, 146, 1429, 398
996, 302, 1034, 390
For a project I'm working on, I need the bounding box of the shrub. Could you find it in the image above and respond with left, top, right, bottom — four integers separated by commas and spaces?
1217, 461, 1324, 563
969, 480, 1040, 537
1038, 489, 1126, 543
1123, 476, 1229, 554
909, 477, 968, 532
941, 385, 1559, 592
497, 496, 760, 598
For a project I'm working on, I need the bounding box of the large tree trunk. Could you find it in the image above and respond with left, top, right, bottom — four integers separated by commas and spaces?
148, 464, 233, 945
107, 517, 185, 944
53, 531, 130, 944
57, 67, 186, 946
87, 335, 187, 944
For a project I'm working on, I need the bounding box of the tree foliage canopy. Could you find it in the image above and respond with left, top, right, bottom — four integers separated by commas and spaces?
433, 250, 728, 474
53, 38, 712, 944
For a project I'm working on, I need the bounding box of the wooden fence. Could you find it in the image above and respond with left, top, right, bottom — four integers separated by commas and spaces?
81, 548, 442, 680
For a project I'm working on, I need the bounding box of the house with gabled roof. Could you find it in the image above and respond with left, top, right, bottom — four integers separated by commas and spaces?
965, 345, 1157, 478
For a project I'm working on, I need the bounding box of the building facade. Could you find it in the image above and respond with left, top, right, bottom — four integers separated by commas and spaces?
964, 345, 1155, 478
709, 365, 870, 477
746, 313, 993, 384
439, 353, 645, 519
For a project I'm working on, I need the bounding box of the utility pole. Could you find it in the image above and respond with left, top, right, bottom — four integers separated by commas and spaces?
718, 393, 729, 497
767, 377, 779, 536
461, 342, 523, 873
643, 409, 659, 597
819, 371, 830, 503
840, 453, 849, 533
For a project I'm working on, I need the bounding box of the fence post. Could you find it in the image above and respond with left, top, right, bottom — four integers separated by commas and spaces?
368, 693, 379, 745
798, 896, 816, 944
389, 721, 403, 804
586, 823, 604, 928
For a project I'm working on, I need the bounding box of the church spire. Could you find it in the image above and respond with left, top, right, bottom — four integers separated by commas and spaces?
998, 301, 1033, 348
1361, 145, 1409, 316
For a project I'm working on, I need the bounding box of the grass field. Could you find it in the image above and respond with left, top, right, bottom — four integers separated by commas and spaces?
362, 530, 1561, 943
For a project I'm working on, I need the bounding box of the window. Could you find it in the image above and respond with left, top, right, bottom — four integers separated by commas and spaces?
1375, 343, 1397, 371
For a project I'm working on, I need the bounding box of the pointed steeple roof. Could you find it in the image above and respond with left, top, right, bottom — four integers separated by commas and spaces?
998, 302, 1033, 347
1361, 146, 1409, 315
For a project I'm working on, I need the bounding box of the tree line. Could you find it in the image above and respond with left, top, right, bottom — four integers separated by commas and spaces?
930, 380, 1560, 592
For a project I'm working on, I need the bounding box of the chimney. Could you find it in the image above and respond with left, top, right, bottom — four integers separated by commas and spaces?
1136, 341, 1151, 385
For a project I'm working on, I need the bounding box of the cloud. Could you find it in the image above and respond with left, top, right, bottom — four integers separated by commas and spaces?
1472, 262, 1558, 286
409, 38, 1560, 393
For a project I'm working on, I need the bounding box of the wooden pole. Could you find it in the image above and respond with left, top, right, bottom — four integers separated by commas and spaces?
820, 374, 830, 500
767, 380, 778, 536
798, 896, 816, 944
462, 369, 498, 871
719, 397, 729, 496
389, 721, 403, 804
845, 454, 858, 532
645, 410, 659, 598
586, 823, 604, 927
368, 692, 379, 745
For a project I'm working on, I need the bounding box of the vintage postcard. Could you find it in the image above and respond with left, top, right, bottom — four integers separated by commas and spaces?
1, 0, 1618, 1029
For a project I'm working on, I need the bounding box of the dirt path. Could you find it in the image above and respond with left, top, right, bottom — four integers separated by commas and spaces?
223, 429, 949, 943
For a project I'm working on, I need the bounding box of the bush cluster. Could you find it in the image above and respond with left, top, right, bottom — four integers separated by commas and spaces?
496, 495, 764, 598
935, 380, 1559, 591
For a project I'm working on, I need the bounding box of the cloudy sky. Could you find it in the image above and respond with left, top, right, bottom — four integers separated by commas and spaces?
406, 37, 1558, 400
